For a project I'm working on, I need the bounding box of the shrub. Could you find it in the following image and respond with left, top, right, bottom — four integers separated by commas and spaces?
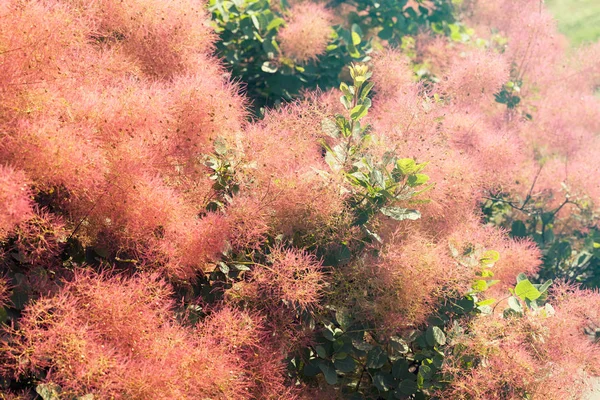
1, 0, 600, 398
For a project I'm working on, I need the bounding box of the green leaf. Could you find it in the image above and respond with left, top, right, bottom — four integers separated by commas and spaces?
511, 220, 527, 238
218, 262, 230, 274
480, 250, 500, 265
321, 118, 340, 138
350, 104, 368, 121
397, 379, 418, 396
396, 158, 417, 175
351, 31, 361, 46
425, 326, 446, 347
340, 82, 352, 98
360, 81, 374, 100
347, 41, 360, 58
515, 279, 541, 301
366, 346, 387, 369
471, 280, 488, 292
315, 344, 329, 358
250, 14, 260, 30
380, 207, 421, 221
373, 373, 394, 392
318, 360, 338, 385
233, 263, 251, 271
36, 384, 62, 400
538, 279, 553, 294
351, 23, 363, 36
334, 355, 356, 373
340, 95, 352, 111
407, 173, 430, 187
266, 17, 285, 31
507, 296, 523, 313
352, 339, 373, 351
335, 308, 353, 331
418, 364, 433, 380
390, 336, 409, 355
322, 323, 336, 341
476, 298, 496, 307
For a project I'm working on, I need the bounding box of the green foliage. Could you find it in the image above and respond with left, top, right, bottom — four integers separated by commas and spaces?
210, 0, 460, 112
494, 79, 522, 109
322, 64, 432, 228
290, 229, 505, 398
482, 191, 600, 288
210, 0, 370, 113
339, 0, 456, 45
205, 139, 241, 212
503, 274, 553, 318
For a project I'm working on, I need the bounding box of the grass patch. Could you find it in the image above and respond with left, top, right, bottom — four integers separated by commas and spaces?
546, 0, 600, 46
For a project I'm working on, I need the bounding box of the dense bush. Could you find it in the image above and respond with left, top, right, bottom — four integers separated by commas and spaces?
209, 0, 462, 112
0, 0, 599, 399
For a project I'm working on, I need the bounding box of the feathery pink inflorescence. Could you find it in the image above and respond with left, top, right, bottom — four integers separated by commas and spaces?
438, 49, 509, 106
1, 271, 254, 399
441, 286, 600, 399
370, 50, 414, 97
242, 102, 346, 239
251, 246, 325, 311
12, 209, 68, 267
370, 233, 469, 331
68, 0, 215, 79
0, 166, 33, 240
278, 2, 334, 63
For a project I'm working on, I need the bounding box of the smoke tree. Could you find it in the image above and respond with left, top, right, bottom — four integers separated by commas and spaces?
0, 0, 599, 399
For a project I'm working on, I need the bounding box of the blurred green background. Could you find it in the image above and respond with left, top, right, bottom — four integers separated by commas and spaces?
546, 0, 600, 45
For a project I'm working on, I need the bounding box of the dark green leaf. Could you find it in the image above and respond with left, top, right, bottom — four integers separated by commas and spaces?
511, 220, 527, 238
378, 26, 394, 40
318, 360, 338, 385
397, 379, 418, 396
425, 326, 446, 347
303, 358, 321, 376
334, 356, 356, 373
315, 344, 329, 358
373, 373, 394, 392
367, 346, 387, 369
